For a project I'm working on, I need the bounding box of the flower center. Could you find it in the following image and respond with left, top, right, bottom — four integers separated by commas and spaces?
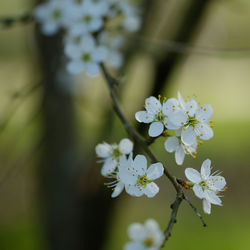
185, 115, 199, 127
137, 175, 151, 187
83, 15, 92, 23
82, 53, 91, 62
112, 148, 122, 159
73, 36, 81, 44
52, 9, 62, 19
154, 111, 165, 123
144, 237, 154, 247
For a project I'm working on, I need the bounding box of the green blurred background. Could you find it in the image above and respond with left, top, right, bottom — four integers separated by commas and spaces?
0, 0, 250, 249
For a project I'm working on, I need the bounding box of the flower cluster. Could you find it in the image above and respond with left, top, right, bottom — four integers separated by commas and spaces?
34, 0, 141, 76
125, 219, 164, 250
96, 139, 164, 198
96, 91, 226, 249
136, 92, 214, 165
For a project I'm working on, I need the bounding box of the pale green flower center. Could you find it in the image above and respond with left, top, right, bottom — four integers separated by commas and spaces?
83, 15, 92, 23
185, 115, 199, 127
112, 148, 122, 159
144, 237, 154, 247
52, 9, 62, 19
137, 175, 151, 187
154, 111, 166, 123
82, 53, 91, 62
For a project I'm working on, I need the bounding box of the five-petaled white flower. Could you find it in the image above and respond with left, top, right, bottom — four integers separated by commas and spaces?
96, 138, 133, 177
185, 159, 226, 214
124, 219, 164, 250
65, 34, 107, 75
135, 96, 169, 137
167, 92, 214, 146
164, 130, 197, 165
34, 0, 73, 35
118, 154, 164, 198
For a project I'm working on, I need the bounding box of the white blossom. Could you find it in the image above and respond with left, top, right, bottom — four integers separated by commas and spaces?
65, 34, 108, 76
98, 31, 124, 68
34, 0, 74, 35
118, 154, 164, 198
164, 129, 197, 165
166, 92, 214, 146
135, 96, 167, 137
185, 159, 226, 214
96, 138, 133, 177
124, 219, 164, 250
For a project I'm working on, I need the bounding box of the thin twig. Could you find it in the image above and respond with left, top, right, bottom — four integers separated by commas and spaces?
0, 13, 33, 28
0, 83, 41, 134
183, 195, 207, 227
162, 194, 183, 246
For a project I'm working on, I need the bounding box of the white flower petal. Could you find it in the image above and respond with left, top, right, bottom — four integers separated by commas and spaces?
144, 182, 159, 198
133, 155, 147, 175
195, 123, 213, 140
95, 143, 112, 158
163, 117, 180, 130
177, 91, 186, 109
89, 18, 103, 31
145, 97, 162, 114
125, 184, 144, 197
92, 45, 108, 62
193, 184, 205, 199
181, 126, 197, 145
201, 159, 211, 179
135, 111, 154, 123
85, 62, 100, 76
144, 219, 160, 232
101, 158, 117, 176
210, 176, 226, 190
111, 182, 124, 198
185, 168, 202, 183
167, 109, 188, 127
175, 146, 185, 165
66, 60, 84, 74
196, 105, 213, 122
124, 242, 144, 250
148, 122, 164, 137
127, 223, 147, 242
146, 163, 164, 180
203, 199, 211, 214
164, 137, 179, 153
185, 99, 198, 116
119, 138, 133, 155
204, 190, 222, 205
162, 98, 179, 115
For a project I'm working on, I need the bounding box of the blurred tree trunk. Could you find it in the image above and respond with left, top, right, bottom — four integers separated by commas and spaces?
36, 29, 85, 250
35, 2, 115, 250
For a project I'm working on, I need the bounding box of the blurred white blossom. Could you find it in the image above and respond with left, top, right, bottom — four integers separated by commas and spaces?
34, 0, 142, 75
125, 219, 164, 250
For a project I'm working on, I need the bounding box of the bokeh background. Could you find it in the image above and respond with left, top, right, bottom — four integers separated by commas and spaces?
0, 0, 250, 249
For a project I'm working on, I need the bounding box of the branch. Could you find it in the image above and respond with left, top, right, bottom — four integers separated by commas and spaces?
100, 64, 206, 245
162, 194, 183, 246
183, 195, 207, 227
0, 13, 33, 28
